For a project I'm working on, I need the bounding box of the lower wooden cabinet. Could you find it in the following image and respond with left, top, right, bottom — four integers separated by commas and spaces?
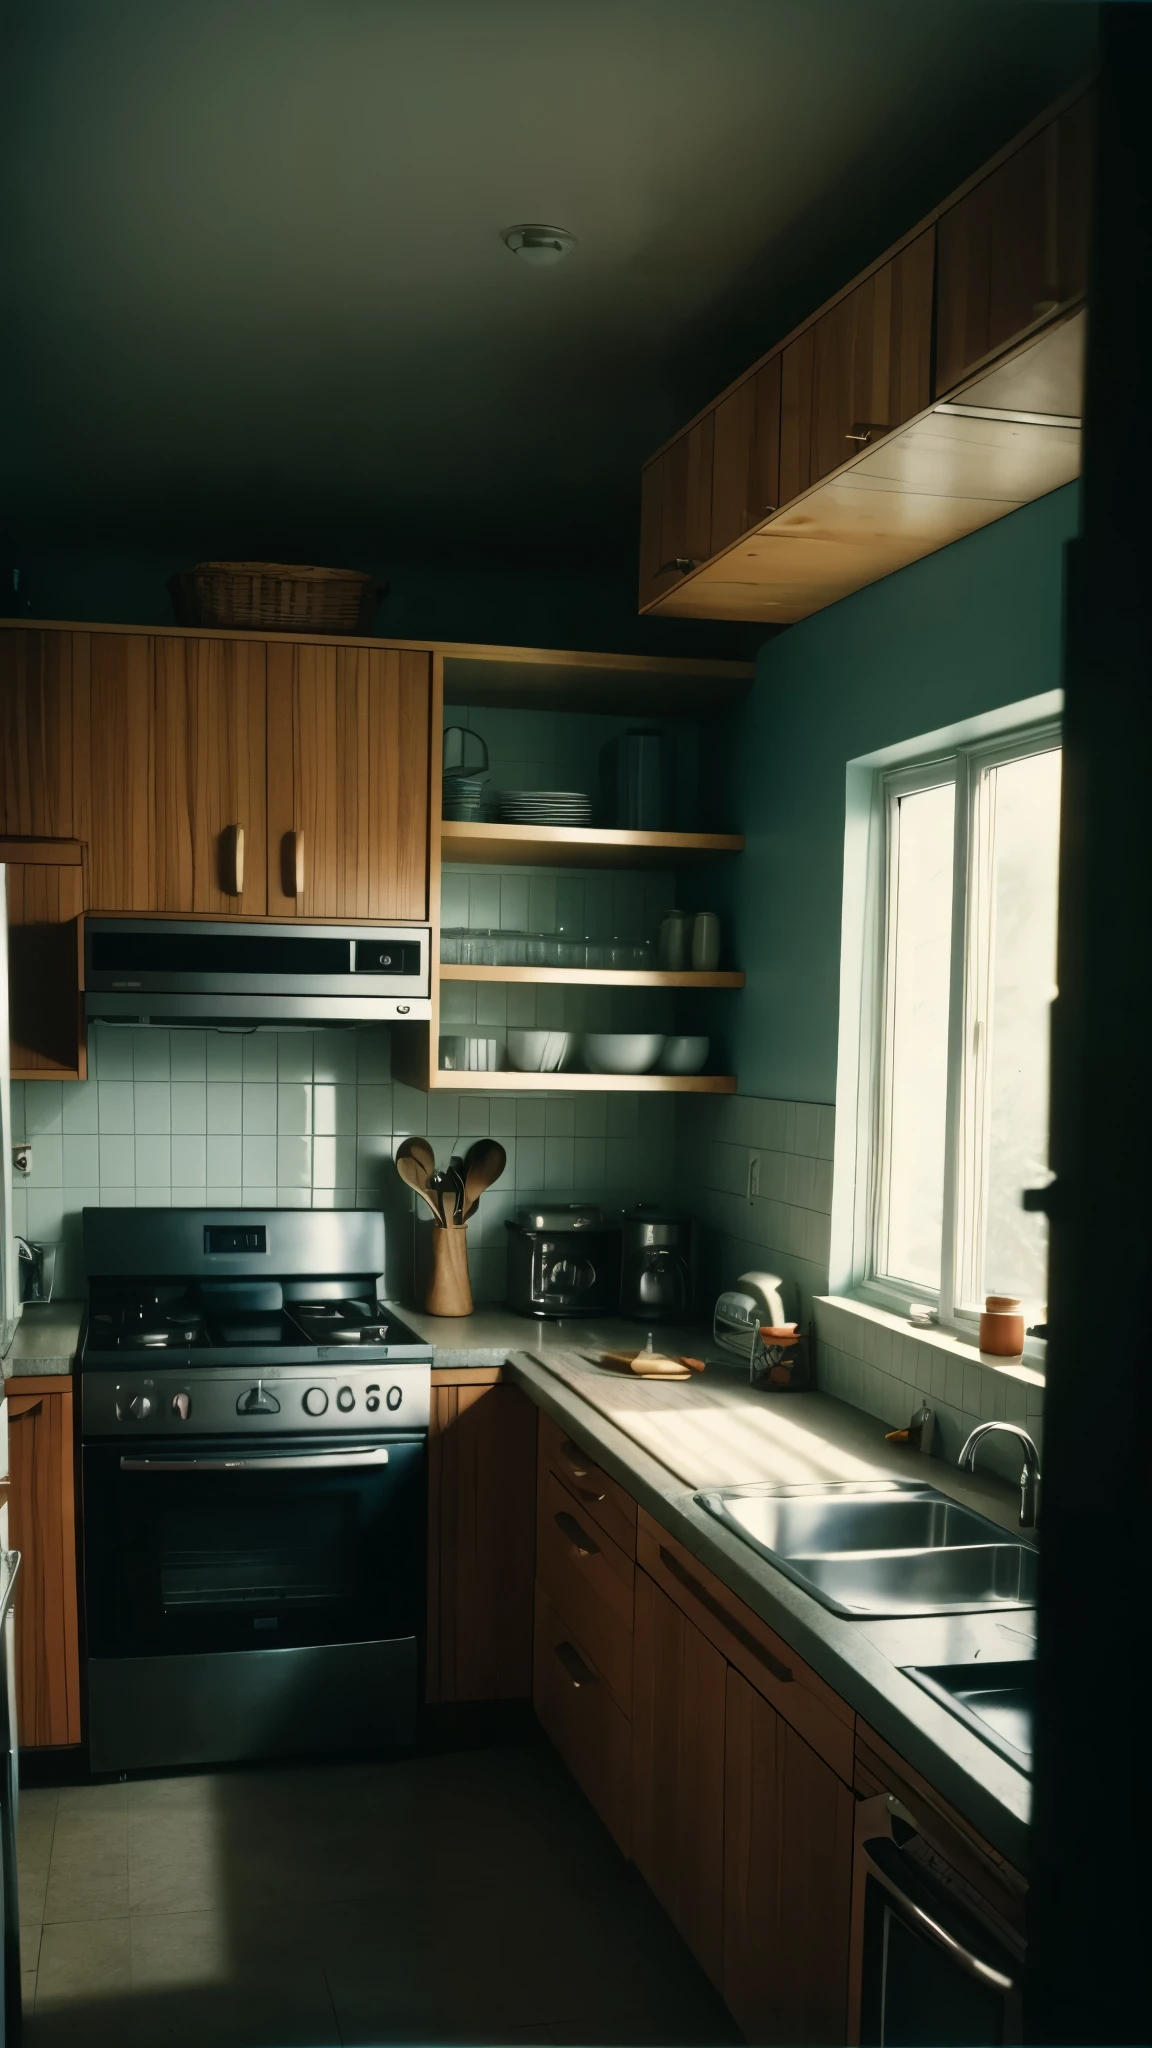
631, 1568, 727, 1993
425, 1378, 537, 1702
725, 1666, 855, 2045
533, 1584, 632, 1856
5, 1377, 82, 1748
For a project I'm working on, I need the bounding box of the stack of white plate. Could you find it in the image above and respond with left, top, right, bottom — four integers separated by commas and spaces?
497, 790, 592, 826
443, 775, 496, 822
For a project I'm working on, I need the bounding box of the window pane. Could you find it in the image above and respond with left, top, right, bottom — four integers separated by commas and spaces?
881, 781, 955, 1290
980, 748, 1061, 1315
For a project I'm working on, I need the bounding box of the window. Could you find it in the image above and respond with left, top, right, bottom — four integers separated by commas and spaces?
860, 723, 1061, 1335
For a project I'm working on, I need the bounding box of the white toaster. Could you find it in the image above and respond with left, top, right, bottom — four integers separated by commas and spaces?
713, 1270, 788, 1361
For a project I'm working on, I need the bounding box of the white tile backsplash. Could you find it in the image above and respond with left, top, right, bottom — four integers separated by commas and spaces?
12, 1026, 678, 1305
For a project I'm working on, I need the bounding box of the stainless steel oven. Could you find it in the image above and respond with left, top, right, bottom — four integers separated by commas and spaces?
78, 1207, 433, 1774
849, 1789, 1025, 2045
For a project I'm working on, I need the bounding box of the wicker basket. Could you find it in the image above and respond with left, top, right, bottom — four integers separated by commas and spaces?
167, 562, 386, 635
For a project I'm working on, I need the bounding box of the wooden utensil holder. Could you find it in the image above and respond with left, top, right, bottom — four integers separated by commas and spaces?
425, 1223, 473, 1317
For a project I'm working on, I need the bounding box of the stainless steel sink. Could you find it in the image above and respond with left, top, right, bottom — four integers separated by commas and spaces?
904, 1661, 1034, 1771
694, 1482, 1038, 1618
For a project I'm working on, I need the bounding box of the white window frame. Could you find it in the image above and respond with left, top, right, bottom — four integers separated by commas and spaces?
839, 712, 1061, 1356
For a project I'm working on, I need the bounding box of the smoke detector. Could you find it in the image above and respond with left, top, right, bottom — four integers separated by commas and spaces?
501, 223, 577, 268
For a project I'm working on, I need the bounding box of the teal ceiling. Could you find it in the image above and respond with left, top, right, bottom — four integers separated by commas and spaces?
0, 0, 1096, 556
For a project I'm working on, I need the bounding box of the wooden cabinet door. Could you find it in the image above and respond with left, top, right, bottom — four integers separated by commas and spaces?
632, 1567, 727, 1990
74, 631, 268, 912
780, 229, 934, 504
266, 641, 432, 919
936, 94, 1093, 394
426, 1381, 537, 1702
638, 415, 716, 606
724, 1666, 854, 2046
0, 627, 75, 837
710, 356, 782, 555
3, 842, 86, 1078
6, 1379, 82, 1748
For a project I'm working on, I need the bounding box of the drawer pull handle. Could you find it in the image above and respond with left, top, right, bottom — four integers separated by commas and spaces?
658, 1544, 794, 1683
555, 1510, 599, 1558
554, 1640, 598, 1689
559, 1437, 593, 1478
575, 1483, 608, 1504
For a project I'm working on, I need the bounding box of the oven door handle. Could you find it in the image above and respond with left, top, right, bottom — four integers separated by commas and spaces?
860, 1836, 1016, 1994
117, 1449, 391, 1472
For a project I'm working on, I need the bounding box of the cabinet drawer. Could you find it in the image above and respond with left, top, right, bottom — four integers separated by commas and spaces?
537, 1468, 634, 1715
638, 1511, 854, 1784
533, 1586, 631, 1856
539, 1412, 637, 1557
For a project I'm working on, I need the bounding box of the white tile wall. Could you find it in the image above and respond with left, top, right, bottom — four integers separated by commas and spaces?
10, 1025, 677, 1306
814, 1297, 1045, 1486
675, 1090, 836, 1326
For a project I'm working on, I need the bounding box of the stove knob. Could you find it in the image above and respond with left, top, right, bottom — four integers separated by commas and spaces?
302, 1387, 329, 1417
171, 1392, 192, 1421
127, 1393, 153, 1421
386, 1386, 402, 1412
336, 1387, 355, 1413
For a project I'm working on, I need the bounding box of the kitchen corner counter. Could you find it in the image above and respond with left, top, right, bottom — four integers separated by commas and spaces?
400, 1296, 1034, 1872
2, 1300, 81, 1379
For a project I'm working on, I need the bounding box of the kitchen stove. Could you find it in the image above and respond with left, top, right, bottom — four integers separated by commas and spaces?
78, 1207, 433, 1775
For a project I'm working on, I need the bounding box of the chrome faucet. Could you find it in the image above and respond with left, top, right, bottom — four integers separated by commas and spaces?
958, 1422, 1042, 1529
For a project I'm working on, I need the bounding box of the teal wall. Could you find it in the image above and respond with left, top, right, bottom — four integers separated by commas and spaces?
709, 484, 1080, 1105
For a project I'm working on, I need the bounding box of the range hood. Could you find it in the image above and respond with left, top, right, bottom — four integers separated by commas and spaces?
84, 920, 431, 1027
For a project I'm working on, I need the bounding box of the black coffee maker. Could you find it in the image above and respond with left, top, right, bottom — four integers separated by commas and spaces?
619, 1206, 693, 1322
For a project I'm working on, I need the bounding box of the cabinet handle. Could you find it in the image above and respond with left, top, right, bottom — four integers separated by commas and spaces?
555, 1510, 599, 1558
845, 422, 890, 446
559, 1439, 595, 1481
7, 1398, 44, 1420
223, 824, 244, 896
657, 557, 698, 576
554, 1639, 598, 1689
574, 1482, 607, 1504
293, 830, 305, 896
658, 1544, 793, 1683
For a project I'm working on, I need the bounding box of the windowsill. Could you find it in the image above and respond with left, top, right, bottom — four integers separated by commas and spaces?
814, 1294, 1046, 1389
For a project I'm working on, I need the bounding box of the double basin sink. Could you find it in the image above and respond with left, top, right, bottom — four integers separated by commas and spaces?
695, 1481, 1036, 1768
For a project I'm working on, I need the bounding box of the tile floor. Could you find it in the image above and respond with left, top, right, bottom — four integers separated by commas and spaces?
18, 1737, 740, 2046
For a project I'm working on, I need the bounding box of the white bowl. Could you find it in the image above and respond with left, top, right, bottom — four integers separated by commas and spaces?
506, 1029, 572, 1073
658, 1035, 710, 1075
581, 1033, 666, 1075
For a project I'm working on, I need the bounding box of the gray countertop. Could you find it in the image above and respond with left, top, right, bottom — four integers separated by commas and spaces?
401, 1301, 1033, 1871
2, 1300, 81, 1379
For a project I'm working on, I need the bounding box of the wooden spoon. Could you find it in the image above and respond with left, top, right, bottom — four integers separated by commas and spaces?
461, 1140, 507, 1218
395, 1138, 445, 1223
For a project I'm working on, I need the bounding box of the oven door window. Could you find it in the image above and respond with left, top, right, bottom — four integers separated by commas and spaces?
82, 1438, 426, 1658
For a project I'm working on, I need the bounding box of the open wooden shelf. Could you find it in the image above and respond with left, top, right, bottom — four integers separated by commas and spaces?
431, 1070, 737, 1092
442, 644, 753, 714
439, 964, 744, 988
441, 822, 744, 868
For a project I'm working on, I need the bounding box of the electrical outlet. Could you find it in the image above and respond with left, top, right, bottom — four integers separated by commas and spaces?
747, 1152, 760, 1205
11, 1144, 31, 1177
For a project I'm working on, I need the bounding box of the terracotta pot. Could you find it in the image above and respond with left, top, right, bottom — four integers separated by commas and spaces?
978, 1295, 1025, 1356
425, 1224, 473, 1317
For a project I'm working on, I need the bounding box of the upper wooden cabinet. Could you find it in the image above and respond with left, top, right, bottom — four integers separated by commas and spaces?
638, 412, 716, 608
74, 632, 268, 914
2, 839, 86, 1079
936, 93, 1093, 394
0, 628, 75, 838
779, 231, 934, 502
0, 621, 435, 923
710, 356, 782, 557
266, 641, 433, 920
640, 85, 1092, 624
